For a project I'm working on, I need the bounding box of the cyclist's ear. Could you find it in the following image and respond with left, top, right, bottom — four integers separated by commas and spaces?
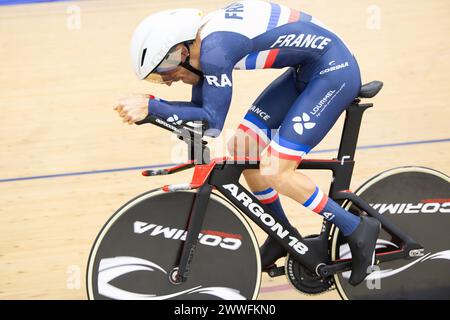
181, 45, 190, 62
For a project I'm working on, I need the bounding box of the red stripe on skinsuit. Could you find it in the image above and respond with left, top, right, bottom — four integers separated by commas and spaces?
264, 49, 279, 68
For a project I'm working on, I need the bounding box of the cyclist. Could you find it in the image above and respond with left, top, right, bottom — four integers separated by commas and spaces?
114, 0, 381, 286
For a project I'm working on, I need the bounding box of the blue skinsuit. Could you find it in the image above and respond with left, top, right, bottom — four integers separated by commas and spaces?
148, 0, 361, 161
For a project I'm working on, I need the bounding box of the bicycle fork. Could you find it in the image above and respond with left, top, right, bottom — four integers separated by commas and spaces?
170, 183, 213, 284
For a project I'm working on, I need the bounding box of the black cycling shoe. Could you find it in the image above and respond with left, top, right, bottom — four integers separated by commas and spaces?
260, 236, 287, 271
346, 216, 381, 286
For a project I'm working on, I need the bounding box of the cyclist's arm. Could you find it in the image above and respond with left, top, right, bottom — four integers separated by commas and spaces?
165, 82, 203, 107
148, 32, 251, 137
148, 86, 228, 137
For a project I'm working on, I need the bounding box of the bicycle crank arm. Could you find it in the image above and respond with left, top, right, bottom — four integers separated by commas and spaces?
318, 253, 390, 277
317, 261, 352, 277
265, 265, 286, 278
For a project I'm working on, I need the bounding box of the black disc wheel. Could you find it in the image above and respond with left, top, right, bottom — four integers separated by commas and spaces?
87, 189, 261, 300
331, 167, 450, 299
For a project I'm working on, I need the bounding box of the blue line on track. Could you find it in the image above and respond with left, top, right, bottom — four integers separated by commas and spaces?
309, 138, 450, 154
0, 164, 178, 183
1, 138, 449, 183
0, 0, 68, 6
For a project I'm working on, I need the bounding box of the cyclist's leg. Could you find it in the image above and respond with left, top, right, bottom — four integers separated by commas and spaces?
260, 61, 362, 236
228, 68, 305, 269
260, 55, 380, 285
228, 67, 301, 225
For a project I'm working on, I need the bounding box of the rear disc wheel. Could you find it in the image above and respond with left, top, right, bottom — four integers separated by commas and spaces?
331, 166, 450, 299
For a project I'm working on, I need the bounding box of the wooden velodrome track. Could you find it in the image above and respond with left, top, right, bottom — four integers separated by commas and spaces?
0, 0, 449, 300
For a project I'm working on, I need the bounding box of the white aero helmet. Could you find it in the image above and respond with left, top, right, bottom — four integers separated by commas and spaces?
130, 8, 204, 81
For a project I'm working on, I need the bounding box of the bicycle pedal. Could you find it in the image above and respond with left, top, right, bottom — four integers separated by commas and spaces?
265, 265, 285, 278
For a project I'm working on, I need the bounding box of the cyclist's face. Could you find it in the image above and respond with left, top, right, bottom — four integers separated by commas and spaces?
145, 42, 201, 86
153, 69, 179, 86
157, 68, 201, 86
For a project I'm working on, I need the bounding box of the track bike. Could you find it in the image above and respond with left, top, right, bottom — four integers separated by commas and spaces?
87, 81, 450, 300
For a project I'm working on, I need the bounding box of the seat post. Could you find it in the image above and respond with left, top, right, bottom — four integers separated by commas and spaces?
327, 100, 373, 202
337, 100, 373, 161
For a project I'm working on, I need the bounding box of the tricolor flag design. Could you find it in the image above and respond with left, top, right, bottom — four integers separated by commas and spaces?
254, 188, 279, 204
303, 186, 328, 214
234, 5, 302, 70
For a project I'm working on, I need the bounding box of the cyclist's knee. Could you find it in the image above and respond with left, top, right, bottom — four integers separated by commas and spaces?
226, 135, 237, 156
261, 168, 291, 191
227, 130, 260, 158
259, 153, 297, 190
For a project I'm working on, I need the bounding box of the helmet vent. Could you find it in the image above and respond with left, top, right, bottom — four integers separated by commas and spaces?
140, 48, 147, 67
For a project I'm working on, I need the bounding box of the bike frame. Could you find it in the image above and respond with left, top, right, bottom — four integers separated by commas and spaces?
140, 98, 424, 283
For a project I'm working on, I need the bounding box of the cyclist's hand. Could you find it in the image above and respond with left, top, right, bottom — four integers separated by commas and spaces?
114, 94, 150, 125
